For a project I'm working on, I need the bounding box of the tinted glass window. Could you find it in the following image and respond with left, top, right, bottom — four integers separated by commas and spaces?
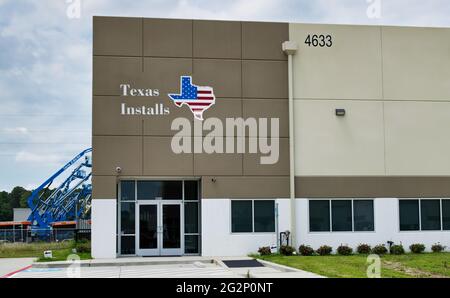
120, 202, 135, 234
332, 200, 352, 232
137, 181, 182, 200
231, 201, 253, 233
309, 200, 330, 232
354, 200, 374, 231
120, 236, 135, 255
184, 202, 199, 234
184, 181, 199, 200
399, 200, 419, 231
254, 200, 275, 232
185, 235, 199, 254
443, 200, 450, 230
120, 181, 135, 201
421, 200, 441, 230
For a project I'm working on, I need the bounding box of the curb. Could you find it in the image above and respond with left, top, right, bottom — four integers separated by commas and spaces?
32, 258, 215, 268
1, 265, 32, 278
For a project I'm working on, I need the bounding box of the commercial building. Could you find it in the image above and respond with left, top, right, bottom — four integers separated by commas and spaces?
91, 16, 450, 258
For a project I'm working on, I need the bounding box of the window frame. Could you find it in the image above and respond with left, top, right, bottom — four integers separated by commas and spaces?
399, 198, 450, 232
230, 199, 276, 234
308, 199, 375, 233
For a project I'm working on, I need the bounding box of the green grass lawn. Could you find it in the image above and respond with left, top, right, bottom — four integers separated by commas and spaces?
255, 253, 450, 278
0, 241, 91, 262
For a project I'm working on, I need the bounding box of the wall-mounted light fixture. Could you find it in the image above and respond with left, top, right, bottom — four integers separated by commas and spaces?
335, 109, 346, 117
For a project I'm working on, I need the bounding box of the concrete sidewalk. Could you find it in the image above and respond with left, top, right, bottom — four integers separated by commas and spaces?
0, 258, 35, 278
27, 256, 324, 278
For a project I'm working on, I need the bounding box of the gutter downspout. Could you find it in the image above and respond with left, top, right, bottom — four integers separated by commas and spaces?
282, 41, 298, 248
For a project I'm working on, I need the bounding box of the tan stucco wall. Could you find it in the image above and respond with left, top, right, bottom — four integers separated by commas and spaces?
92, 17, 290, 199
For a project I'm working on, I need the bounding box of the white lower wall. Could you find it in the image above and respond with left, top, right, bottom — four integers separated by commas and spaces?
296, 198, 450, 252
91, 199, 117, 259
201, 199, 290, 256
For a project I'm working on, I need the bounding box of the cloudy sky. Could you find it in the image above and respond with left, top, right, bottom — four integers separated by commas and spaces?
0, 0, 449, 191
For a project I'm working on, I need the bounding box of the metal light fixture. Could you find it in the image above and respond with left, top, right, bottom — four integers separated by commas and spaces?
335, 109, 346, 117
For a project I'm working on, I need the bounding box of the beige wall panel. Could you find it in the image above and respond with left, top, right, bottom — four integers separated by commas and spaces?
242, 60, 288, 99
385, 101, 450, 175
382, 26, 450, 100
93, 96, 143, 136
294, 100, 385, 176
92, 175, 117, 199
242, 22, 288, 60
93, 56, 142, 96
93, 136, 142, 176
193, 59, 241, 98
93, 17, 142, 56
143, 137, 193, 176
243, 137, 289, 176
289, 24, 382, 100
202, 176, 289, 198
193, 20, 241, 59
193, 137, 243, 176
144, 18, 192, 57
143, 58, 192, 98
242, 99, 289, 137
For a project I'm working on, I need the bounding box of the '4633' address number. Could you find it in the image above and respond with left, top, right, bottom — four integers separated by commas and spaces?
305, 34, 333, 47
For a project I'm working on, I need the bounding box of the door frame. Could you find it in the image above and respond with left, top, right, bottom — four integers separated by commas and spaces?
135, 200, 184, 256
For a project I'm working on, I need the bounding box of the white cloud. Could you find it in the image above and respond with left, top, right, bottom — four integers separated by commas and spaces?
2, 127, 28, 134
15, 151, 67, 164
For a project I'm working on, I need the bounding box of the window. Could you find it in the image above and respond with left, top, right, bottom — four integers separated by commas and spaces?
443, 200, 450, 230
309, 199, 375, 232
231, 200, 275, 233
421, 200, 441, 230
120, 181, 135, 201
399, 200, 420, 231
400, 199, 450, 231
184, 181, 199, 201
254, 201, 275, 232
332, 201, 352, 232
354, 200, 374, 231
137, 181, 182, 200
309, 201, 330, 232
231, 201, 253, 232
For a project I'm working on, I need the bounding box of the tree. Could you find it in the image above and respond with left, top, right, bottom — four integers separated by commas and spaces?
0, 191, 12, 221
9, 186, 31, 209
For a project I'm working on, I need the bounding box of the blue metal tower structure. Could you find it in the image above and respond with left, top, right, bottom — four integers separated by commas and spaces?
27, 148, 92, 233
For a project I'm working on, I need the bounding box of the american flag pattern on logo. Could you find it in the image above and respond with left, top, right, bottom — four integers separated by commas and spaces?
168, 76, 215, 121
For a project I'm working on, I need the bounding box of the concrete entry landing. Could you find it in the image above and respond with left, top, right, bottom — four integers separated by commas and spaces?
9, 256, 324, 278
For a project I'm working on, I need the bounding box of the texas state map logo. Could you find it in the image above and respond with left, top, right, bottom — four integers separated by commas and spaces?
168, 76, 216, 121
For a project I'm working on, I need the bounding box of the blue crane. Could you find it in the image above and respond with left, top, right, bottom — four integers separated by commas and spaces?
27, 148, 92, 234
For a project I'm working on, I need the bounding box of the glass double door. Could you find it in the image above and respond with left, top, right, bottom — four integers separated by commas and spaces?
136, 201, 182, 256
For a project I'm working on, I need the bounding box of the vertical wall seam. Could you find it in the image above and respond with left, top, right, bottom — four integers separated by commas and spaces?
141, 18, 144, 72
240, 21, 244, 176
380, 26, 387, 176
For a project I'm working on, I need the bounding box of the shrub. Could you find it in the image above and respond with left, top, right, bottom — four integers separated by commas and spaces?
431, 243, 445, 253
74, 240, 91, 253
280, 245, 295, 256
258, 246, 271, 256
356, 244, 372, 254
337, 245, 353, 256
298, 245, 315, 256
316, 245, 332, 256
409, 243, 426, 254
390, 244, 405, 255
371, 244, 388, 255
